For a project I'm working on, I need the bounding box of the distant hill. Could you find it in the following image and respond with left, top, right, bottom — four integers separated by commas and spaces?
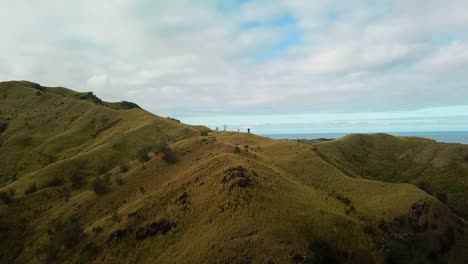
0, 81, 467, 264
316, 133, 468, 219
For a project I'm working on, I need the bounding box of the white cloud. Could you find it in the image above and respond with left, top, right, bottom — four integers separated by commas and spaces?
416, 41, 468, 72
1, 0, 468, 126
86, 74, 110, 95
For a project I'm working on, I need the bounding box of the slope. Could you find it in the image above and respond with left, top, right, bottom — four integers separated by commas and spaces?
316, 133, 468, 219
0, 81, 467, 264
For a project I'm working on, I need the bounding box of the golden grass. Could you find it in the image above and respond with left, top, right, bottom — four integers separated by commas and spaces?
0, 81, 467, 263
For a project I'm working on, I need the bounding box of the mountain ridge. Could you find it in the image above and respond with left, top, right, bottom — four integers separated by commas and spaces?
0, 81, 467, 264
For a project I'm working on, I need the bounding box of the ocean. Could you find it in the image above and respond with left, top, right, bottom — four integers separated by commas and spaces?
262, 131, 468, 144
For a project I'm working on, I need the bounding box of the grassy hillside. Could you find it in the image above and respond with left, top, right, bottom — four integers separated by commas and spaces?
0, 81, 467, 264
316, 133, 468, 219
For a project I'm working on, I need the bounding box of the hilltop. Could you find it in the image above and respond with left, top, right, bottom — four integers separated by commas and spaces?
0, 81, 467, 264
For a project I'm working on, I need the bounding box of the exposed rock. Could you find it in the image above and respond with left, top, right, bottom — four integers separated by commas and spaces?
79, 92, 102, 104
20, 81, 44, 91
223, 166, 251, 189
120, 100, 141, 109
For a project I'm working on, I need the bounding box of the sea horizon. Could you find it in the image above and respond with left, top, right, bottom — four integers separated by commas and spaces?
262, 131, 468, 144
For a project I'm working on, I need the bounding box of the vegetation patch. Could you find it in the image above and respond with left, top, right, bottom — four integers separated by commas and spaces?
108, 228, 132, 243
135, 137, 176, 164
44, 175, 65, 188
44, 216, 84, 262
0, 188, 15, 204
82, 242, 100, 258
24, 183, 37, 195
69, 173, 85, 188
161, 147, 176, 163
334, 193, 352, 206
416, 181, 432, 194
91, 174, 112, 194
135, 220, 175, 240
119, 163, 129, 173
107, 219, 175, 243
373, 200, 457, 263
154, 136, 176, 163
234, 146, 241, 154
434, 192, 448, 205
291, 239, 350, 264
332, 193, 355, 214
0, 120, 8, 135
136, 145, 153, 163
115, 175, 125, 185
175, 191, 190, 210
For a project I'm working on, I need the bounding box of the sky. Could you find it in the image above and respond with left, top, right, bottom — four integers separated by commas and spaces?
1, 0, 468, 134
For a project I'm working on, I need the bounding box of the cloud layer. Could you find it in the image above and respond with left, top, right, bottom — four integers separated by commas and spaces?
1, 0, 468, 132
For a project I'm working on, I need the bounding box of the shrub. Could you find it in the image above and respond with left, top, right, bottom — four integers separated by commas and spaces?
92, 226, 103, 234
24, 183, 38, 195
464, 154, 468, 162
44, 237, 61, 262
161, 147, 176, 163
45, 175, 64, 187
61, 187, 71, 202
234, 146, 241, 154
200, 130, 208, 136
416, 181, 432, 194
154, 137, 169, 153
91, 174, 111, 194
345, 206, 355, 215
0, 120, 8, 134
69, 173, 85, 188
45, 215, 84, 261
61, 216, 84, 248
435, 192, 448, 204
97, 165, 110, 175
82, 242, 100, 257
363, 224, 375, 235
136, 146, 152, 163
119, 163, 129, 173
115, 175, 125, 185
309, 240, 335, 264
335, 194, 352, 206
111, 210, 120, 222
440, 226, 455, 253
155, 137, 176, 163
0, 188, 15, 204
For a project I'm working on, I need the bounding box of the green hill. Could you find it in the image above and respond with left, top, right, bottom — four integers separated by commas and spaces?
316, 133, 468, 219
0, 81, 467, 264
